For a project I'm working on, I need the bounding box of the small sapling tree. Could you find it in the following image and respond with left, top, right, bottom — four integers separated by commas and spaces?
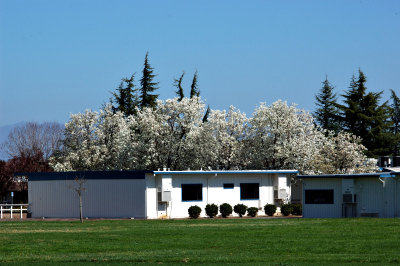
70, 176, 86, 223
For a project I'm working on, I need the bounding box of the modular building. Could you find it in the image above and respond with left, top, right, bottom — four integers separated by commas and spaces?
24, 170, 297, 219
299, 171, 400, 218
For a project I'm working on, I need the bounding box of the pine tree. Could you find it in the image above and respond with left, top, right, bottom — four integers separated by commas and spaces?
174, 71, 185, 101
110, 74, 139, 116
313, 76, 341, 133
190, 70, 200, 98
139, 52, 159, 109
390, 89, 400, 156
340, 69, 391, 157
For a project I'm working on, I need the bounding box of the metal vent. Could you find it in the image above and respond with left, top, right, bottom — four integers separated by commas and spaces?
343, 194, 353, 203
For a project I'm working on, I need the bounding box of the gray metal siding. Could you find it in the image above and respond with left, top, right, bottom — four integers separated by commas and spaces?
29, 179, 146, 218
302, 178, 342, 218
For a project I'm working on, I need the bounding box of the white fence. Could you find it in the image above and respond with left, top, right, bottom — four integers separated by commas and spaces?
0, 204, 29, 219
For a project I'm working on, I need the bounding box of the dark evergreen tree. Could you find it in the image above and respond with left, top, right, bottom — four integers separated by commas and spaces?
190, 70, 200, 98
202, 105, 210, 123
139, 52, 159, 109
313, 76, 341, 133
339, 69, 391, 157
174, 71, 185, 101
110, 74, 139, 116
390, 89, 400, 156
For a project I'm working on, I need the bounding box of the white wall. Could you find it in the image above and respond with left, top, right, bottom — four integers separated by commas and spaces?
146, 173, 287, 219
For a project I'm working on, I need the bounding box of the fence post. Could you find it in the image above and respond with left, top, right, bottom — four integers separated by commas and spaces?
20, 205, 23, 219
0, 205, 2, 219
10, 205, 13, 219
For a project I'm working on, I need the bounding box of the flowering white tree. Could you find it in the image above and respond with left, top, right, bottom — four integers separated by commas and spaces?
95, 106, 138, 170
51, 107, 137, 171
133, 97, 206, 170
203, 106, 248, 169
314, 132, 377, 174
51, 98, 376, 174
247, 100, 324, 173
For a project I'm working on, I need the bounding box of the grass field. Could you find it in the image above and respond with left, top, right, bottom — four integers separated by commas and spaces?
1, 218, 400, 265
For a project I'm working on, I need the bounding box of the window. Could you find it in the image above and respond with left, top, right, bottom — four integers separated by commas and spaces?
240, 183, 259, 200
305, 189, 334, 204
223, 183, 234, 189
181, 184, 202, 201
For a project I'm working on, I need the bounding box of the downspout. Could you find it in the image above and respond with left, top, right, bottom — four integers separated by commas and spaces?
207, 175, 209, 204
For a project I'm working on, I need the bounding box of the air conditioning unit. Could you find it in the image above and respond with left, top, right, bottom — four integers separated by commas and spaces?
157, 189, 171, 202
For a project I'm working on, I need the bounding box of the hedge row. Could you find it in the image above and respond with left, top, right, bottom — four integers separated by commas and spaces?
188, 203, 302, 219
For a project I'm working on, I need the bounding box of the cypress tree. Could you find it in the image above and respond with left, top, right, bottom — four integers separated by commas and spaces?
110, 74, 139, 116
174, 71, 185, 101
139, 52, 159, 109
190, 70, 200, 98
313, 75, 341, 133
203, 105, 211, 123
390, 89, 400, 156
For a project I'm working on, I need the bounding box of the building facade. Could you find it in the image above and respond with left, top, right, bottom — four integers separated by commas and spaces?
24, 170, 297, 219
299, 171, 400, 218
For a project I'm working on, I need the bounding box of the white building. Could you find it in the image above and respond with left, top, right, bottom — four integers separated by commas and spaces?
299, 170, 400, 218
24, 170, 297, 219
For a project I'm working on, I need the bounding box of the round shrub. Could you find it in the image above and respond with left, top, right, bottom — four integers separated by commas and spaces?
205, 204, 218, 218
264, 204, 277, 216
247, 207, 259, 217
291, 203, 302, 216
188, 205, 201, 219
234, 204, 248, 217
280, 203, 293, 216
219, 203, 233, 218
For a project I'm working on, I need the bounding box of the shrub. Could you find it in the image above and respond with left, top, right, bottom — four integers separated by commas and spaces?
280, 203, 293, 216
219, 203, 233, 218
264, 204, 277, 216
233, 204, 248, 217
291, 203, 302, 216
247, 207, 259, 217
205, 204, 218, 218
188, 205, 201, 219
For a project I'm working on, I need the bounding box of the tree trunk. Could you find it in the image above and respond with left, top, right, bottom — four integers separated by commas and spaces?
79, 194, 83, 223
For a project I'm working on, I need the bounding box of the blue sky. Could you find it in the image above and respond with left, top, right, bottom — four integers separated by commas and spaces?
1, 0, 399, 126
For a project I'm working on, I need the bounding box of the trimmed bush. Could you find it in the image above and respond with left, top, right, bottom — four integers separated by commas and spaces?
219, 203, 233, 218
291, 203, 302, 216
188, 205, 201, 219
234, 204, 248, 217
205, 204, 218, 218
280, 203, 293, 216
247, 207, 259, 217
264, 204, 277, 216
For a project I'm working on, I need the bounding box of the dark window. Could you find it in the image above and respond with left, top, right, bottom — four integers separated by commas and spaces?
240, 183, 259, 200
223, 183, 234, 189
305, 190, 334, 204
181, 184, 202, 201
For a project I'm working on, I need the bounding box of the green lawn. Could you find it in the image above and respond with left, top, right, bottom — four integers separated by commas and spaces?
0, 218, 400, 265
